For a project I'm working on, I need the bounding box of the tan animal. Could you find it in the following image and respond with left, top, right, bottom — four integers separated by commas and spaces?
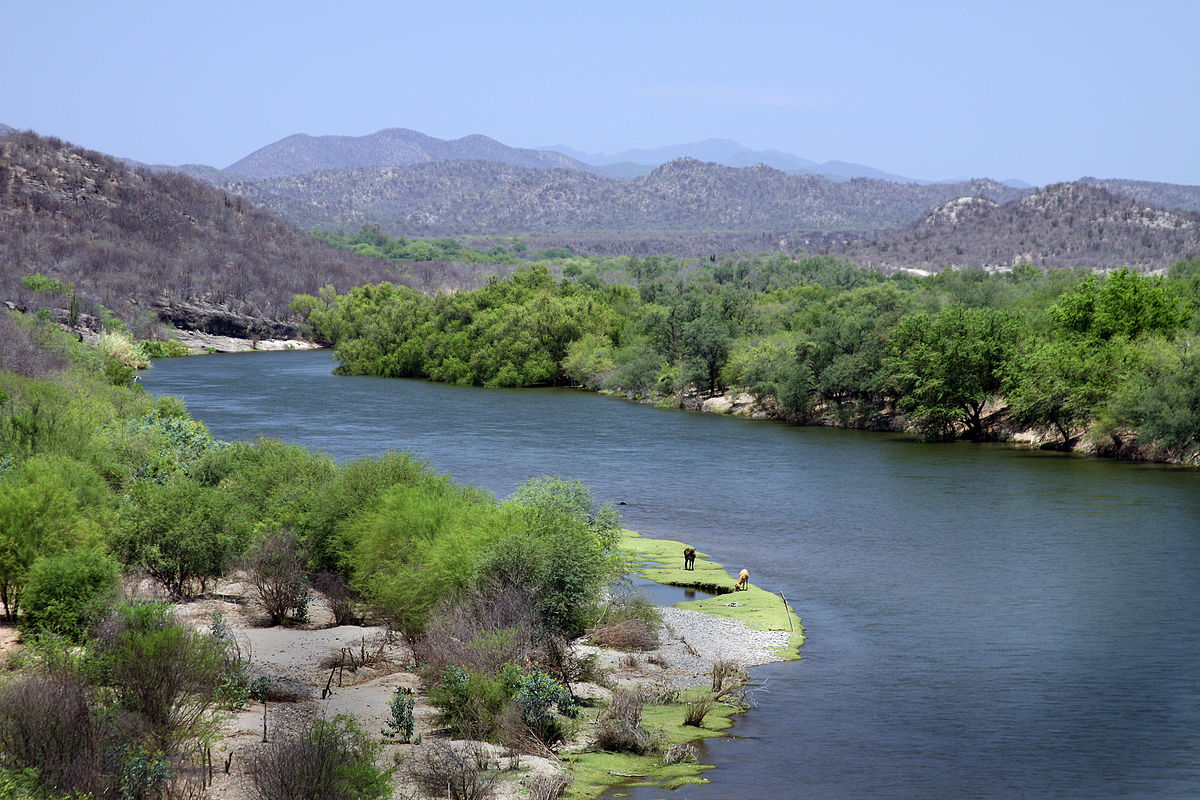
735, 568, 749, 591
683, 547, 696, 570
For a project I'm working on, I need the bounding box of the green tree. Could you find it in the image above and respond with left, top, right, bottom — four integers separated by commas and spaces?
1003, 338, 1122, 446
112, 479, 249, 598
887, 305, 1019, 440
0, 457, 100, 620
22, 549, 120, 641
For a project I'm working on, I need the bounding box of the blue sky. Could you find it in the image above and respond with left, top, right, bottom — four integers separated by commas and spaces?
4, 0, 1197, 185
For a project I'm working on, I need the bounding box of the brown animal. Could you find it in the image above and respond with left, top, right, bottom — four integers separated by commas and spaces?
735, 568, 749, 591
683, 547, 696, 570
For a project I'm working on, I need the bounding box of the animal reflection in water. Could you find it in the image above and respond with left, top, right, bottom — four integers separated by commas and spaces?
735, 568, 749, 591
683, 547, 696, 570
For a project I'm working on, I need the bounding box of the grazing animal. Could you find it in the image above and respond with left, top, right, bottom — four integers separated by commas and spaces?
683, 547, 696, 571
735, 568, 749, 591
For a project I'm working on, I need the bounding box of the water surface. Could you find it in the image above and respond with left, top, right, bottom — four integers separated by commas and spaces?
142, 350, 1200, 799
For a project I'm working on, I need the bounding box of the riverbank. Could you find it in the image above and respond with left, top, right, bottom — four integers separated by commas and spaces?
557, 532, 804, 798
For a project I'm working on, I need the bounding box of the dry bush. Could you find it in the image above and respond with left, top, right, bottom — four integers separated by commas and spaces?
245, 713, 390, 800
97, 329, 149, 368
246, 530, 308, 626
528, 773, 572, 800
618, 653, 641, 670
683, 695, 715, 727
402, 740, 498, 800
413, 582, 543, 676
663, 743, 698, 765
312, 571, 360, 625
0, 673, 104, 795
645, 653, 668, 669
710, 656, 748, 695
594, 689, 663, 755
586, 619, 659, 651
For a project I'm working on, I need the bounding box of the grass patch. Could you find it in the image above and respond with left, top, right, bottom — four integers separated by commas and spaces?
618, 530, 804, 659
563, 690, 739, 799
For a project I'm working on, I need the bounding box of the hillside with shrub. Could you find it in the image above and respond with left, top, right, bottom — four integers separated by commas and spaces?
209, 158, 1029, 237
830, 183, 1200, 271
0, 131, 504, 338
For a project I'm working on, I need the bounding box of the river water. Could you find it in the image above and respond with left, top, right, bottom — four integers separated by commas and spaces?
141, 350, 1200, 799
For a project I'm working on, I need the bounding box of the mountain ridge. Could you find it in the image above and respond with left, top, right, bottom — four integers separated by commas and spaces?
225, 127, 597, 179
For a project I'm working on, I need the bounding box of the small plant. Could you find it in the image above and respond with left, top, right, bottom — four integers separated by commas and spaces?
381, 687, 418, 743
662, 743, 699, 765
683, 695, 715, 727
594, 689, 662, 755
710, 656, 747, 695
528, 773, 571, 800
120, 746, 170, 800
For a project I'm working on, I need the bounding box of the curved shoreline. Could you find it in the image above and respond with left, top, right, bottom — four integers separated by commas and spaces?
561, 532, 803, 798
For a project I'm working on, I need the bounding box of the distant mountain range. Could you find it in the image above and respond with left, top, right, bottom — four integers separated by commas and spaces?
540, 137, 943, 183
222, 128, 596, 179
3, 124, 1198, 273
211, 158, 1030, 236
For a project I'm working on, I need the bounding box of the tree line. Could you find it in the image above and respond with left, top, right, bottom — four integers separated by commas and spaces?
294, 255, 1200, 463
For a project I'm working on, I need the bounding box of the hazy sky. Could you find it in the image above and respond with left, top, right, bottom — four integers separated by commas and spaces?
5, 0, 1197, 185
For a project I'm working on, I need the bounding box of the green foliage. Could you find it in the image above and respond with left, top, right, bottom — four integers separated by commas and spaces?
22, 549, 120, 641
0, 455, 106, 620
381, 687, 418, 743
111, 479, 249, 598
89, 602, 247, 748
343, 476, 502, 637
192, 438, 333, 534
428, 666, 510, 740
1003, 338, 1123, 445
887, 305, 1020, 440
104, 411, 223, 484
138, 339, 189, 359
119, 746, 169, 800
1051, 267, 1188, 341
489, 477, 622, 637
1104, 336, 1200, 457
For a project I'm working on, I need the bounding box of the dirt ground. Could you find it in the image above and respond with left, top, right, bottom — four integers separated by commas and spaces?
170, 575, 566, 800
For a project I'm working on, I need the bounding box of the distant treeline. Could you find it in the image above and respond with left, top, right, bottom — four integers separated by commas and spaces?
295, 255, 1200, 463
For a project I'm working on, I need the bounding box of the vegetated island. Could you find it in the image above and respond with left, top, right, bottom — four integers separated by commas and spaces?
0, 310, 801, 800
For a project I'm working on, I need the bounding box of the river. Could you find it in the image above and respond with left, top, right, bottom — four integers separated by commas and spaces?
141, 349, 1200, 799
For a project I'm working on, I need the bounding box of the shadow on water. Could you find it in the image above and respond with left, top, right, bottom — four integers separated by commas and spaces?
629, 575, 719, 606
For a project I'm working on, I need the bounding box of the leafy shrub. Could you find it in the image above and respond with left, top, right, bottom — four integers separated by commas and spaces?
246, 714, 391, 800
22, 549, 120, 641
427, 667, 509, 741
111, 479, 248, 598
381, 687, 417, 743
90, 602, 247, 748
138, 339, 189, 359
